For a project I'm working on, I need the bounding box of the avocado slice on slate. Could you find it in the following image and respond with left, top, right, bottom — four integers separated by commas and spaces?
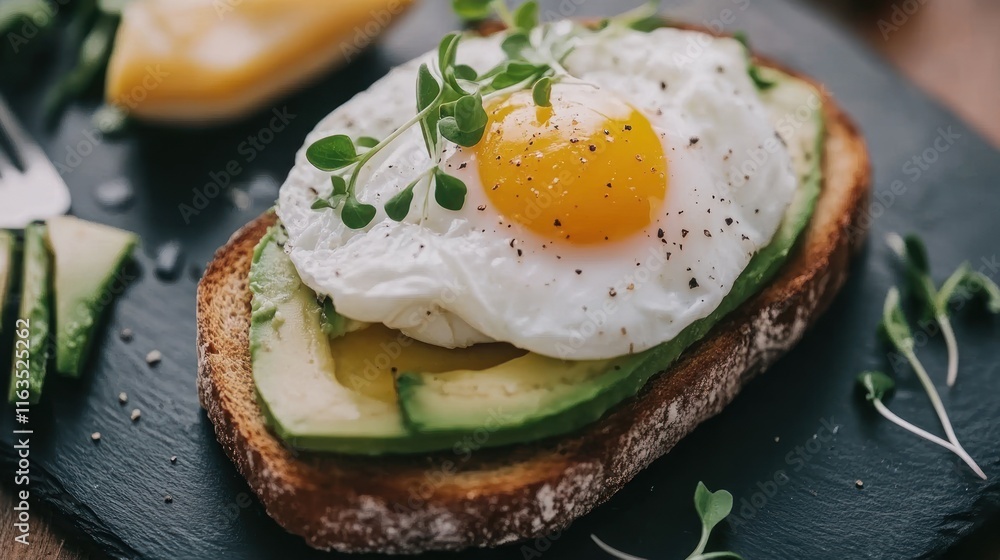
46, 216, 138, 377
394, 68, 825, 444
8, 224, 52, 404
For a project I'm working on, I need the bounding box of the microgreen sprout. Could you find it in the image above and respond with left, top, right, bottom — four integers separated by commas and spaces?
592, 482, 742, 560
887, 233, 1000, 386
309, 0, 666, 227
860, 288, 986, 479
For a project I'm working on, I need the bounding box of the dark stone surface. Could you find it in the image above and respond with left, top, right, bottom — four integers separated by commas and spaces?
2, 1, 998, 558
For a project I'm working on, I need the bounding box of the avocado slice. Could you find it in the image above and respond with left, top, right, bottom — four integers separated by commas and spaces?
0, 231, 14, 335
250, 226, 478, 454
8, 224, 52, 404
396, 68, 825, 444
46, 216, 138, 377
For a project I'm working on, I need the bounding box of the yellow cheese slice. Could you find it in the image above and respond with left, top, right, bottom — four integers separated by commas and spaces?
105, 0, 414, 123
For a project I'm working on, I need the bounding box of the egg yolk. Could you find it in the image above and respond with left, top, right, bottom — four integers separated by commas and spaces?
475, 89, 667, 244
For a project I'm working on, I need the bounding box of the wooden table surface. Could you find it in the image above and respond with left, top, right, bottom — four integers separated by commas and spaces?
3, 1, 999, 558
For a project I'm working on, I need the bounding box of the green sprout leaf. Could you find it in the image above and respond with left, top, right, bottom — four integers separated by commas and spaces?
438, 32, 462, 75
340, 197, 377, 229
434, 170, 467, 211
960, 270, 1000, 313
453, 64, 478, 81
491, 61, 547, 89
330, 175, 348, 196
417, 64, 442, 112
880, 288, 914, 354
311, 176, 349, 210
501, 32, 532, 60
532, 76, 553, 107
384, 178, 420, 222
889, 233, 940, 319
439, 93, 488, 147
306, 135, 358, 171
934, 261, 1000, 315
512, 0, 539, 31
935, 261, 970, 312
689, 482, 737, 558
591, 481, 741, 560
356, 136, 380, 149
858, 371, 895, 402
451, 0, 493, 21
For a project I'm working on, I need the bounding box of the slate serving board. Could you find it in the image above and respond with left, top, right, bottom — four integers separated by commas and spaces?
2, 1, 999, 558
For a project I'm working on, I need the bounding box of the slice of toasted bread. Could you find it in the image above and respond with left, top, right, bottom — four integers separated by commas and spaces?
196, 44, 870, 553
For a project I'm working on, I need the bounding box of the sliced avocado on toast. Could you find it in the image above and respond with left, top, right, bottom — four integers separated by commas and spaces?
250, 68, 824, 454
46, 215, 138, 377
250, 226, 466, 454
8, 224, 52, 404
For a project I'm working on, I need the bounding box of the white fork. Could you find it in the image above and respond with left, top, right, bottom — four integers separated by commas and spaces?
0, 94, 71, 228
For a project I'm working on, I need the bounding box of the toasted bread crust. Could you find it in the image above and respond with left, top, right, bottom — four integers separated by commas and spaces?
196, 35, 871, 553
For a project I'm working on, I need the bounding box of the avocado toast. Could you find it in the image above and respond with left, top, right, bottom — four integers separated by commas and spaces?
196, 19, 870, 554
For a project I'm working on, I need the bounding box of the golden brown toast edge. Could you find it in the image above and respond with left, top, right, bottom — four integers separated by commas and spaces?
195, 48, 871, 554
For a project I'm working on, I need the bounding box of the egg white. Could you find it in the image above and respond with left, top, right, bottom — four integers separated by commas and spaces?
276, 26, 798, 360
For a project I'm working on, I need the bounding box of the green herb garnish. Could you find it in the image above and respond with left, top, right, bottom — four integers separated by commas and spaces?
592, 482, 742, 560
887, 233, 1000, 386
858, 288, 986, 479
308, 0, 664, 228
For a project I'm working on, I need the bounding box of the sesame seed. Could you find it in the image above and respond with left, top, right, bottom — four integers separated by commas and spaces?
704, 230, 712, 237
120, 328, 133, 342
657, 228, 664, 238
146, 350, 162, 366
164, 495, 173, 504
855, 480, 864, 489
170, 456, 177, 464
118, 392, 128, 404
91, 432, 101, 442
131, 409, 142, 422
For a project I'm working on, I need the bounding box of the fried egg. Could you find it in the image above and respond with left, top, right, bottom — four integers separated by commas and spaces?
277, 25, 798, 360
